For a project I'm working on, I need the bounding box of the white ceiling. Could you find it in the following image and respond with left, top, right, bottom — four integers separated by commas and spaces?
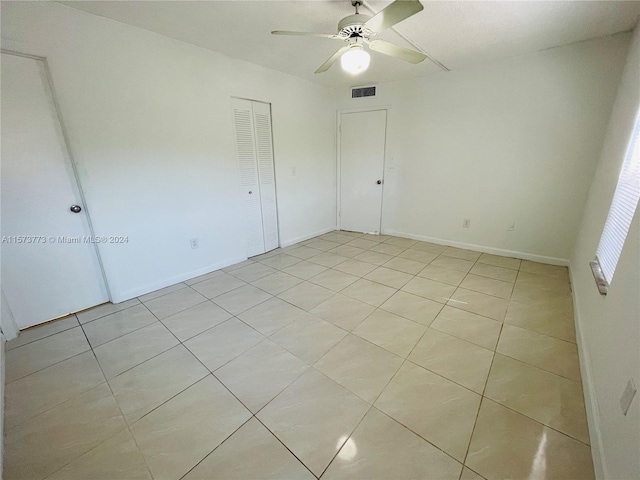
59, 0, 640, 88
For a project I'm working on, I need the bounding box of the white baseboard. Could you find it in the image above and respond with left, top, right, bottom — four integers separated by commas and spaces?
280, 226, 338, 248
569, 268, 608, 480
382, 229, 570, 266
0, 290, 20, 341
110, 224, 339, 302
111, 255, 248, 303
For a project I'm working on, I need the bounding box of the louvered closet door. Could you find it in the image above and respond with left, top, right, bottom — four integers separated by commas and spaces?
252, 102, 279, 252
231, 98, 279, 257
232, 98, 265, 257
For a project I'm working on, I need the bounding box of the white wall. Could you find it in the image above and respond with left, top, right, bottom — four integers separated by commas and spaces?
337, 33, 631, 263
570, 25, 640, 480
1, 2, 336, 302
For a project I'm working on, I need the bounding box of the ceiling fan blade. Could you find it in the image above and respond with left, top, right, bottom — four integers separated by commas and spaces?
315, 46, 350, 74
364, 0, 424, 33
368, 40, 427, 64
271, 31, 339, 39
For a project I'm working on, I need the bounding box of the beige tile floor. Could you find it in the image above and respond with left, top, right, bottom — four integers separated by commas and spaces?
3, 231, 594, 480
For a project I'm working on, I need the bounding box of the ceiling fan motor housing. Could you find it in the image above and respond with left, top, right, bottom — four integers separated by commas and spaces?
337, 14, 373, 39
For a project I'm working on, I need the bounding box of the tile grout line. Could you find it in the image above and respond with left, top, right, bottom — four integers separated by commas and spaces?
493, 349, 584, 384
475, 396, 593, 447
83, 308, 166, 350
137, 283, 191, 304
4, 314, 80, 352
89, 301, 185, 379
176, 416, 256, 480
370, 402, 466, 473
3, 347, 98, 432
459, 252, 508, 469
461, 344, 500, 467
77, 300, 141, 326
316, 402, 376, 479
251, 416, 320, 479
4, 336, 91, 387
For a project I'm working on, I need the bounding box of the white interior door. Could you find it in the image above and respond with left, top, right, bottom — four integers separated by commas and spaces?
232, 98, 279, 257
1, 53, 109, 329
340, 110, 387, 233
253, 102, 279, 252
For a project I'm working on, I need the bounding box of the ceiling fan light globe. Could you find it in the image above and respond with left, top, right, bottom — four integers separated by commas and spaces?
340, 47, 370, 74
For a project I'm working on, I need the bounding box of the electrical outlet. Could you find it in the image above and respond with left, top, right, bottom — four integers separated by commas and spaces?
463, 219, 471, 228
190, 238, 199, 249
508, 222, 516, 231
620, 379, 637, 416
387, 158, 397, 173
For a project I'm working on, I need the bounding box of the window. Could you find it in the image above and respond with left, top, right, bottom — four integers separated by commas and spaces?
591, 110, 640, 295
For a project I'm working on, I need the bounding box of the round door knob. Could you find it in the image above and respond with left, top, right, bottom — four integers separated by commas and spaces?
248, 191, 253, 194
376, 180, 382, 185
70, 205, 82, 213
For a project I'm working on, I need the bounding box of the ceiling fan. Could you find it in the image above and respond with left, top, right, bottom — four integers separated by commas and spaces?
272, 0, 427, 75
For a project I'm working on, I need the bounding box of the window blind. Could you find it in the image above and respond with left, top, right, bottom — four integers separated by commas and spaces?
595, 111, 640, 287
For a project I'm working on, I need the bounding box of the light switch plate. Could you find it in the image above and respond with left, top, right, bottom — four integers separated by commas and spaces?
620, 378, 637, 416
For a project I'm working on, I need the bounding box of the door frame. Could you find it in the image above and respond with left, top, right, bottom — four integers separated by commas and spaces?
1, 48, 113, 313
229, 96, 282, 254
336, 106, 390, 233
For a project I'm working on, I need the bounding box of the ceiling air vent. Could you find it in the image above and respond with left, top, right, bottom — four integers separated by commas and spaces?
351, 86, 376, 98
